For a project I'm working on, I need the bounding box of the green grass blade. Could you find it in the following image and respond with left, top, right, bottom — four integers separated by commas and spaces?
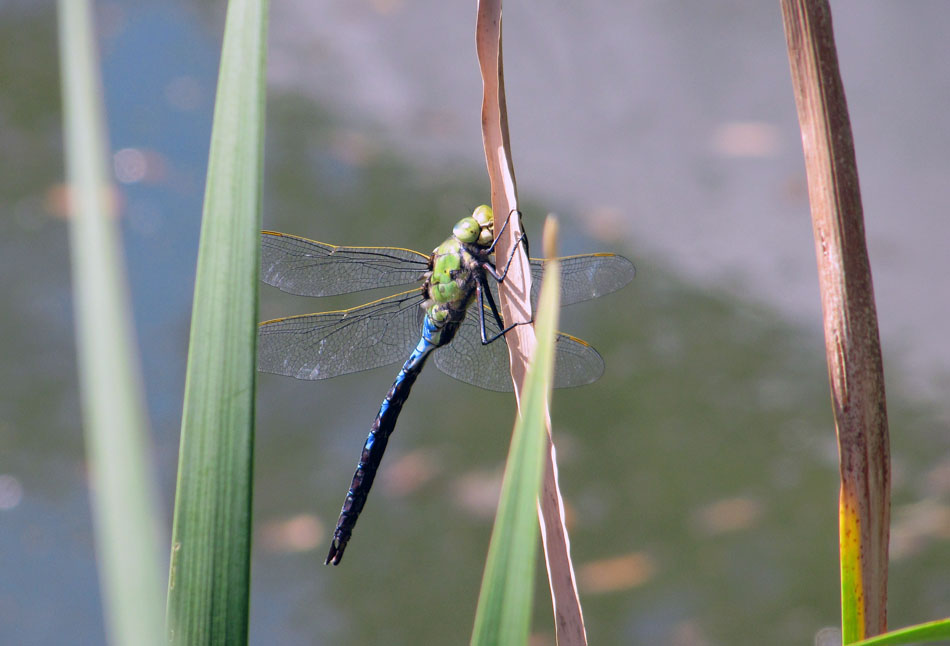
57, 0, 165, 644
848, 619, 950, 646
165, 0, 268, 643
471, 218, 561, 646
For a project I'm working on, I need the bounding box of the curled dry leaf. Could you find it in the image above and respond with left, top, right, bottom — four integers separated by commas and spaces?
475, 2, 588, 644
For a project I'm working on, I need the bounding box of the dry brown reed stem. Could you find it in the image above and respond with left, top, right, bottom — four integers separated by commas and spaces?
781, 0, 890, 639
475, 2, 588, 643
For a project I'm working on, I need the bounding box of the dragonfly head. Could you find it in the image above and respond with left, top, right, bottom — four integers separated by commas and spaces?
472, 204, 494, 246
453, 204, 494, 248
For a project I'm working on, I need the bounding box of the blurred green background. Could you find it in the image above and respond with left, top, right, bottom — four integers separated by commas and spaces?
3, 2, 950, 644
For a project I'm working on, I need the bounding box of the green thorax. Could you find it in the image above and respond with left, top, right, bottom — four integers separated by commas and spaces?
425, 205, 494, 324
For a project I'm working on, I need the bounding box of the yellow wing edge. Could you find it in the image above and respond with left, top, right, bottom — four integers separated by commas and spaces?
528, 252, 624, 262
259, 287, 425, 326
261, 230, 431, 262
262, 232, 627, 268
552, 330, 594, 348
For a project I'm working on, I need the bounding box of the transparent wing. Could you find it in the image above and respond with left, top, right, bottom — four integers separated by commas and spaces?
433, 307, 511, 392
531, 253, 636, 306
487, 253, 635, 308
548, 331, 605, 389
261, 231, 431, 297
433, 305, 604, 392
258, 289, 426, 380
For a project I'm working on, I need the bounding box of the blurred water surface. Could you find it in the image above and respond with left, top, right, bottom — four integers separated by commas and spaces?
1, 2, 949, 644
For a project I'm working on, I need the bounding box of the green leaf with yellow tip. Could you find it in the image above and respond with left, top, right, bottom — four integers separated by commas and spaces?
470, 217, 561, 646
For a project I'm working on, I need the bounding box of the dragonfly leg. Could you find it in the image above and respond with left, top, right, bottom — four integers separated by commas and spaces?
486, 208, 528, 256
476, 275, 532, 345
487, 233, 529, 283
480, 209, 530, 285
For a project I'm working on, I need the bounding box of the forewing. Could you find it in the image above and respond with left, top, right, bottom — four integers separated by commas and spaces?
487, 253, 635, 309
529, 253, 636, 307
261, 231, 430, 297
258, 289, 425, 380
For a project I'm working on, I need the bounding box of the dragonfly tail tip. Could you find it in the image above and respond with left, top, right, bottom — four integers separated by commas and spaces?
325, 540, 346, 566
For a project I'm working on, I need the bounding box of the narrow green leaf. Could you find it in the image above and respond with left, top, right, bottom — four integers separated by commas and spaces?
57, 0, 164, 644
848, 618, 950, 646
165, 1, 268, 643
471, 218, 561, 646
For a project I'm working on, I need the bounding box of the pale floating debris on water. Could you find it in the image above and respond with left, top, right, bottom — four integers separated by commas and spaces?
577, 552, 657, 594
690, 496, 763, 536
380, 448, 442, 497
709, 121, 782, 158
452, 468, 503, 519
258, 513, 324, 553
113, 148, 147, 184
889, 498, 950, 560
0, 474, 23, 511
814, 626, 841, 646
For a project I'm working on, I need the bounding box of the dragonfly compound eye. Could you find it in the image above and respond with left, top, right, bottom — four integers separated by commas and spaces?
453, 217, 480, 243
471, 205, 495, 247
471, 204, 493, 229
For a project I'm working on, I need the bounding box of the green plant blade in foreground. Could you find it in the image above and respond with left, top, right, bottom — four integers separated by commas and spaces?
165, 0, 268, 643
58, 1, 165, 644
848, 618, 950, 646
471, 219, 562, 645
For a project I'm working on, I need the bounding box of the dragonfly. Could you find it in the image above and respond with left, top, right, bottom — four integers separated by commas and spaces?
258, 206, 635, 565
